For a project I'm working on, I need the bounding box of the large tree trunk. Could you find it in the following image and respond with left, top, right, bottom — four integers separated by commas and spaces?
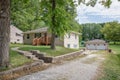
50, 0, 56, 50
0, 0, 10, 67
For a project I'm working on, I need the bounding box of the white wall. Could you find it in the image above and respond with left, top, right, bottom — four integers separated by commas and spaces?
10, 25, 23, 43
64, 33, 79, 49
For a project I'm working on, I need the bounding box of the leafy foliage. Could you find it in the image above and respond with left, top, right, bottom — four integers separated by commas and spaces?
101, 21, 120, 42
81, 23, 103, 41
40, 0, 79, 49
40, 0, 77, 36
78, 0, 115, 8
11, 0, 45, 31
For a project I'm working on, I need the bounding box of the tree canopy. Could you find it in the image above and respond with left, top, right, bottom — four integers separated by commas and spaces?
101, 21, 120, 43
40, 0, 77, 36
81, 23, 103, 41
11, 0, 45, 31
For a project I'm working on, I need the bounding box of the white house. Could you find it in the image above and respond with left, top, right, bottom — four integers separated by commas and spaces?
10, 25, 23, 43
64, 32, 80, 49
23, 27, 80, 49
85, 39, 108, 50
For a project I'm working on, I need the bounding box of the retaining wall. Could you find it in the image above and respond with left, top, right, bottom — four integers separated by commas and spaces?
30, 50, 83, 63
0, 60, 50, 80
52, 50, 83, 63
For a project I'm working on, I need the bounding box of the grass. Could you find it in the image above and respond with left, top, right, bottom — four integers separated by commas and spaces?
0, 44, 33, 71
19, 45, 78, 57
10, 44, 33, 67
10, 50, 32, 68
99, 44, 120, 80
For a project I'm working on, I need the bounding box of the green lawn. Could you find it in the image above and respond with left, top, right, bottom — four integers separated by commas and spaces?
19, 45, 78, 57
0, 44, 33, 71
10, 50, 32, 68
99, 44, 120, 80
10, 44, 33, 67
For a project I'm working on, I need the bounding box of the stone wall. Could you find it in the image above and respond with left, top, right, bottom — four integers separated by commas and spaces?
0, 61, 50, 80
52, 50, 83, 63
30, 50, 53, 63
12, 47, 83, 64
30, 50, 83, 63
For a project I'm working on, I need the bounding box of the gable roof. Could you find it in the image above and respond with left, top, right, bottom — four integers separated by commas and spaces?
23, 27, 48, 34
86, 39, 107, 44
23, 27, 80, 35
10, 25, 23, 32
70, 31, 81, 35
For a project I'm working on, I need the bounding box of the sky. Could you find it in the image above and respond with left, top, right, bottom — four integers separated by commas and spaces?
76, 0, 120, 24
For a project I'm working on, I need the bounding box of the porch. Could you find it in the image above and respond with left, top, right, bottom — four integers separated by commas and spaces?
32, 33, 51, 46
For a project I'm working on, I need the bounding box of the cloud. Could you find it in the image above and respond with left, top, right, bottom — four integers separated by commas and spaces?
76, 0, 120, 23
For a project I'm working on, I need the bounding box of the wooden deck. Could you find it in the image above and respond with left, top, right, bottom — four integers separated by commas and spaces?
32, 37, 51, 46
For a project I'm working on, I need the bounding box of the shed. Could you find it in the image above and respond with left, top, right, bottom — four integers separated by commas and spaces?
85, 39, 108, 50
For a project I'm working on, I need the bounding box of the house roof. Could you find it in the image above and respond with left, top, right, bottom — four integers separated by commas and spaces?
23, 27, 48, 34
23, 27, 80, 35
10, 25, 23, 32
70, 31, 81, 35
86, 39, 107, 44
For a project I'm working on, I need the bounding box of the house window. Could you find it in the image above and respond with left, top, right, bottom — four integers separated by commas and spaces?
27, 34, 30, 39
16, 33, 21, 36
34, 33, 41, 38
67, 44, 70, 48
17, 39, 20, 41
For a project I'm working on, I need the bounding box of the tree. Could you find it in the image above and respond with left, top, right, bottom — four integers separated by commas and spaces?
40, 0, 76, 49
81, 23, 103, 41
0, 0, 10, 67
101, 21, 120, 43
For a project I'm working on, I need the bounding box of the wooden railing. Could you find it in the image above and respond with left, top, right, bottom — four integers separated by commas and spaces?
32, 37, 51, 46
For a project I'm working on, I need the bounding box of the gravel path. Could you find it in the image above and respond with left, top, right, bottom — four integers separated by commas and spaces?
17, 50, 104, 80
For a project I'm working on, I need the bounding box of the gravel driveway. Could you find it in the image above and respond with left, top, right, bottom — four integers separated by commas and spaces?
17, 50, 104, 80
